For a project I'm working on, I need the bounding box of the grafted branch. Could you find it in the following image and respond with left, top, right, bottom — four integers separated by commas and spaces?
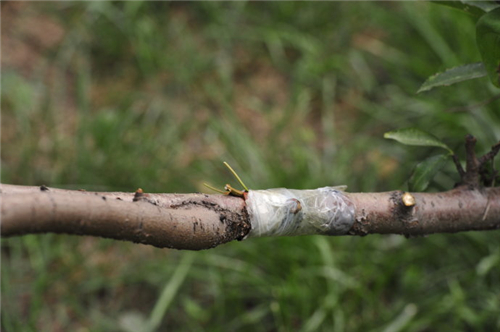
2, 135, 499, 250
2, 184, 499, 250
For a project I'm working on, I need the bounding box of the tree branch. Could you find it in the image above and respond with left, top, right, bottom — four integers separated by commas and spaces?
346, 188, 500, 236
0, 185, 250, 250
2, 184, 499, 250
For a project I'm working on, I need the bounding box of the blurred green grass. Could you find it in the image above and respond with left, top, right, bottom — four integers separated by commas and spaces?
2, 2, 500, 331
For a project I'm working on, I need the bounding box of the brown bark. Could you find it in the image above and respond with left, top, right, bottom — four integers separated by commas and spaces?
0, 184, 250, 250
1, 184, 499, 250
346, 188, 500, 236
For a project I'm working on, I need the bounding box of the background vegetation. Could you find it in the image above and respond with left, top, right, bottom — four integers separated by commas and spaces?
2, 2, 500, 331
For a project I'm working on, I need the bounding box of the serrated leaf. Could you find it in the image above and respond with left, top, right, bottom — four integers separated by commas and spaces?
409, 154, 449, 192
384, 128, 453, 153
417, 63, 488, 93
476, 8, 500, 88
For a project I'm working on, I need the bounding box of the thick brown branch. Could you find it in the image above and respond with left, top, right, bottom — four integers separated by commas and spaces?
1, 184, 499, 250
0, 184, 250, 250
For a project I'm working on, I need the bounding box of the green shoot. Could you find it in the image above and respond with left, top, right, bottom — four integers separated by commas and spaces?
203, 162, 250, 197
203, 183, 228, 194
223, 161, 249, 191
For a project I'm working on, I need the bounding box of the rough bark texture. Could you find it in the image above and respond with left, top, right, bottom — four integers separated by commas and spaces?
1, 184, 499, 250
0, 184, 250, 250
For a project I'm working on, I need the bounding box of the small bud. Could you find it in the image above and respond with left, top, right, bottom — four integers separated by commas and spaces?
133, 188, 145, 202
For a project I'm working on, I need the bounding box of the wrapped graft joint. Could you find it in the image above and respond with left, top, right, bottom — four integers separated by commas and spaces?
245, 187, 355, 238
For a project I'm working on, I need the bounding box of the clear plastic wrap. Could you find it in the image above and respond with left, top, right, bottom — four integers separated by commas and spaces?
245, 187, 355, 238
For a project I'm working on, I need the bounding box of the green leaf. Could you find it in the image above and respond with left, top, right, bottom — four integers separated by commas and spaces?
409, 154, 449, 192
433, 1, 490, 18
476, 7, 500, 88
417, 63, 488, 93
384, 128, 453, 153
468, 1, 500, 12
469, 1, 500, 12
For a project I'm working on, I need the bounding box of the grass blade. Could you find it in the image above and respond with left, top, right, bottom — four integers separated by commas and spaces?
147, 253, 195, 332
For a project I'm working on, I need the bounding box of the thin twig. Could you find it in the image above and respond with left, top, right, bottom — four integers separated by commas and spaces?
452, 154, 465, 178
445, 94, 500, 113
478, 141, 500, 165
462, 134, 480, 188
478, 141, 500, 187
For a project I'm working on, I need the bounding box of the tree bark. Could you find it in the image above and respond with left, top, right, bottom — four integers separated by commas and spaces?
1, 184, 499, 250
0, 184, 250, 250
346, 188, 500, 236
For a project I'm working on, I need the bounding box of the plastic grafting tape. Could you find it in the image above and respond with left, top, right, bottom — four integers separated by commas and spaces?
245, 187, 355, 238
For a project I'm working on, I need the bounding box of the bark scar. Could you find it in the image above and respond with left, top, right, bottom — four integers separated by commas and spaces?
132, 188, 158, 205
390, 191, 419, 234
171, 199, 251, 240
